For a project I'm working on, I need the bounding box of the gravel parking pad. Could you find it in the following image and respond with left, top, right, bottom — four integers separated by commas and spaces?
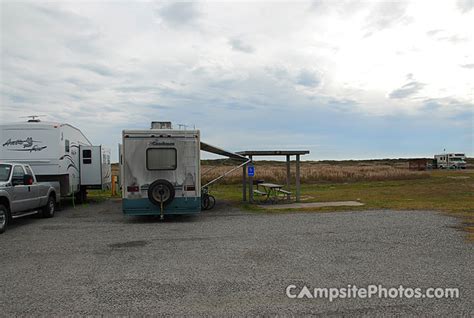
0, 199, 472, 316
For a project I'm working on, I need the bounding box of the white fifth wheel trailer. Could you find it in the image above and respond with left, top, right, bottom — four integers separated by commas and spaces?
0, 119, 111, 201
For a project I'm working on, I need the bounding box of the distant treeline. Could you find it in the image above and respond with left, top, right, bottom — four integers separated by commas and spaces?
201, 157, 474, 166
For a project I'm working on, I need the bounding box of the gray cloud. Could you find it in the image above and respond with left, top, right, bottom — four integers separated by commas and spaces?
296, 70, 321, 87
364, 1, 410, 34
73, 63, 115, 77
310, 0, 367, 16
389, 81, 425, 99
460, 63, 474, 69
457, 0, 473, 13
229, 38, 255, 53
156, 2, 200, 27
437, 35, 467, 44
114, 85, 158, 93
426, 29, 442, 36
265, 67, 322, 89
426, 29, 468, 44
422, 98, 474, 117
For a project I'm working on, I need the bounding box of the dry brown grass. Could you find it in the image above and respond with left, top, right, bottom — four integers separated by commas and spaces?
202, 162, 429, 184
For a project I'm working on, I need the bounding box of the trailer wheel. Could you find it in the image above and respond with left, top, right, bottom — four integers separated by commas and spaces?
148, 179, 175, 206
42, 195, 56, 218
0, 204, 9, 234
75, 187, 87, 203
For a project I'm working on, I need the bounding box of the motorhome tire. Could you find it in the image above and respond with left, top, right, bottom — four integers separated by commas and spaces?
42, 195, 56, 218
0, 204, 9, 234
148, 180, 175, 206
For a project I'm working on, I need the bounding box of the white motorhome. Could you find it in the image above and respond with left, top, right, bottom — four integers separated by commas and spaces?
434, 153, 466, 169
0, 119, 111, 200
121, 122, 201, 217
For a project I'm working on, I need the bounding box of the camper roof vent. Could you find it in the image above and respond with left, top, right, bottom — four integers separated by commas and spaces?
25, 115, 42, 122
151, 121, 172, 129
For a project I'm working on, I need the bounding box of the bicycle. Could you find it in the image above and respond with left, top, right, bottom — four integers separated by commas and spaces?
201, 186, 216, 210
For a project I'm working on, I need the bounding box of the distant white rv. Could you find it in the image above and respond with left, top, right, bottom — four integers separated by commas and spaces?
0, 119, 111, 201
434, 153, 466, 169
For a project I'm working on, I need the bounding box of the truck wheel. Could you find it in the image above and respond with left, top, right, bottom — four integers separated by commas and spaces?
0, 204, 9, 234
42, 195, 56, 218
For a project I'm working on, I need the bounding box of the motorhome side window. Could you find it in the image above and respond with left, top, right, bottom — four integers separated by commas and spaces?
146, 148, 177, 170
65, 139, 70, 153
83, 149, 92, 164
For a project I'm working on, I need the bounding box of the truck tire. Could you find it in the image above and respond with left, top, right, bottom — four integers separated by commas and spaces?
148, 179, 175, 206
0, 204, 9, 234
42, 195, 56, 218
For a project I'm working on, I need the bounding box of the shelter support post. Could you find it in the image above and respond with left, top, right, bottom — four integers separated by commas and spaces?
248, 155, 253, 202
242, 163, 247, 202
296, 154, 301, 202
286, 155, 291, 201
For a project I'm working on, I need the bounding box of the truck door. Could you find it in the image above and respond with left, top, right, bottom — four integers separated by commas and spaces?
11, 165, 38, 213
24, 165, 40, 207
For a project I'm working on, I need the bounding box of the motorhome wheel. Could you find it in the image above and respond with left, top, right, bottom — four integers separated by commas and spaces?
148, 179, 175, 206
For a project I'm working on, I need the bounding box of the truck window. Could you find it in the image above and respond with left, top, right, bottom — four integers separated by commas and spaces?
24, 166, 34, 176
13, 166, 25, 178
0, 164, 12, 182
146, 148, 177, 170
65, 139, 70, 153
83, 149, 92, 164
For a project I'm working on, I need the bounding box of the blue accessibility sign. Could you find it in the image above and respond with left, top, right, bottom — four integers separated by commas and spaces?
247, 166, 255, 177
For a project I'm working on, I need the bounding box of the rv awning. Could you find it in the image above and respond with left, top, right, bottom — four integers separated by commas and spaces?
200, 142, 248, 162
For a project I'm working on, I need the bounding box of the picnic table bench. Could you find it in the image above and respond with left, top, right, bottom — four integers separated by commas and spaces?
254, 183, 291, 203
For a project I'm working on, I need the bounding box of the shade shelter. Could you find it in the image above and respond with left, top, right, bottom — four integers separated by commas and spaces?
236, 150, 310, 203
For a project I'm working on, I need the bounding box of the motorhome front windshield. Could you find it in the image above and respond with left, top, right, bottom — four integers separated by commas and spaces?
0, 164, 12, 182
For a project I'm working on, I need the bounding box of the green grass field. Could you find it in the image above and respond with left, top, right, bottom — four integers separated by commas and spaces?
208, 169, 474, 239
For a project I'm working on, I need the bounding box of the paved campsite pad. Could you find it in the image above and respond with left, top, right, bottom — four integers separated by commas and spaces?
258, 201, 364, 209
0, 199, 472, 316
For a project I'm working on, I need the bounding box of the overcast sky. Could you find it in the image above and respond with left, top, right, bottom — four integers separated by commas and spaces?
1, 0, 473, 161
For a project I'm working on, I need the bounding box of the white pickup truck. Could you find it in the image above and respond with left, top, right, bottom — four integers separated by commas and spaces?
0, 162, 60, 234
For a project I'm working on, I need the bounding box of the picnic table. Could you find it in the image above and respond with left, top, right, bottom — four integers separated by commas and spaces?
254, 183, 291, 203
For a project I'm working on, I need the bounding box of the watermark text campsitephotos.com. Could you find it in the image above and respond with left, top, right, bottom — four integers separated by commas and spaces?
286, 285, 460, 302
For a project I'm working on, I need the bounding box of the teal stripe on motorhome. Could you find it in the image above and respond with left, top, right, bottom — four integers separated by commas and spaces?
122, 197, 201, 216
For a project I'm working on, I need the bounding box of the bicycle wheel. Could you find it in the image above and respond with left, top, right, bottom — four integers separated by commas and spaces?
207, 195, 216, 210
201, 195, 210, 210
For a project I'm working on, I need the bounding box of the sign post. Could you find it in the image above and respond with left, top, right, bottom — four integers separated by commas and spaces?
248, 158, 253, 202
